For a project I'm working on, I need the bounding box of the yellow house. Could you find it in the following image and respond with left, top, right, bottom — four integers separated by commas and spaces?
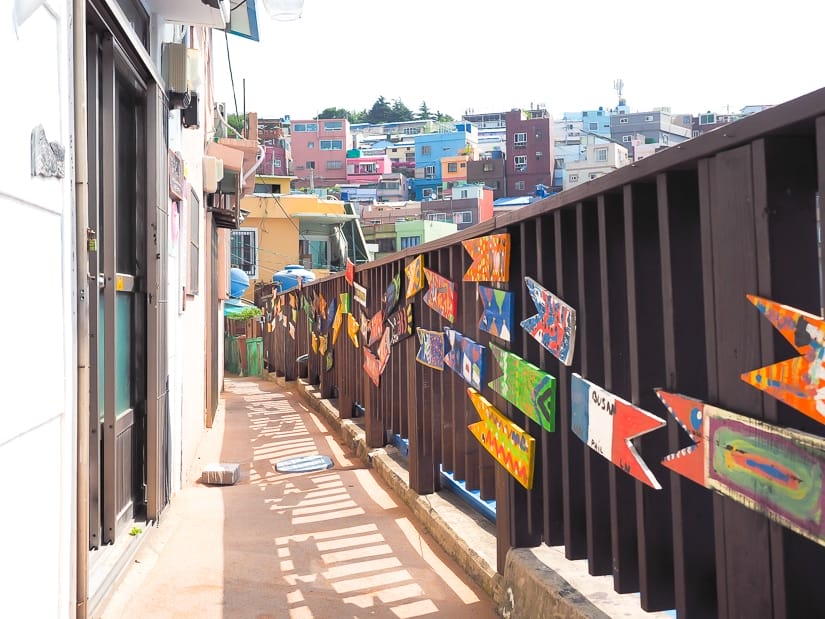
233, 176, 369, 300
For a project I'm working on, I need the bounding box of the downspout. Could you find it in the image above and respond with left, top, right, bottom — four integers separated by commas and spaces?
73, 0, 90, 616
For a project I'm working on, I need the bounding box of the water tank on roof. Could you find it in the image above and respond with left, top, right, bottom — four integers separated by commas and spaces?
491, 150, 504, 159
273, 264, 316, 293
230, 267, 250, 298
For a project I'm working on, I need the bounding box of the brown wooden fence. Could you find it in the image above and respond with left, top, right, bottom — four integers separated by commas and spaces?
261, 88, 825, 619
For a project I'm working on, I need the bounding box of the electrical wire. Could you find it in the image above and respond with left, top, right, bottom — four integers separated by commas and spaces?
223, 31, 239, 117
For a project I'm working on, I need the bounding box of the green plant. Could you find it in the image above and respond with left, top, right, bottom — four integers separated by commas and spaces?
129, 526, 143, 536
226, 307, 262, 321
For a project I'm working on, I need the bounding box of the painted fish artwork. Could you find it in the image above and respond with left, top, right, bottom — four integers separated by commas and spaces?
416, 327, 445, 370
657, 390, 825, 548
302, 296, 313, 323
384, 271, 402, 316
571, 374, 666, 489
521, 276, 576, 366
467, 388, 535, 490
377, 327, 392, 374
405, 255, 425, 299
423, 268, 458, 323
462, 233, 511, 282
325, 350, 334, 371
478, 285, 514, 342
360, 312, 370, 346
443, 328, 486, 391
345, 258, 355, 285
368, 310, 385, 347
363, 347, 382, 387
488, 343, 557, 433
741, 294, 825, 426
387, 303, 414, 345
318, 334, 329, 356
322, 297, 337, 335
353, 282, 367, 308
331, 294, 349, 346
288, 323, 295, 340
311, 332, 318, 354
347, 313, 360, 348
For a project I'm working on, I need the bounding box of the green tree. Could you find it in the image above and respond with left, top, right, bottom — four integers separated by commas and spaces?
227, 113, 245, 136
366, 96, 393, 123
390, 99, 414, 122
434, 110, 454, 122
417, 101, 433, 120
317, 107, 351, 120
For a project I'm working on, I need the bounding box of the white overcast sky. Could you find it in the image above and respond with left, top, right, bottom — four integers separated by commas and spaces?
212, 0, 825, 121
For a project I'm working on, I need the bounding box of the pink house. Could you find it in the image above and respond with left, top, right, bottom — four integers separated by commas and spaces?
346, 154, 393, 184
289, 118, 352, 189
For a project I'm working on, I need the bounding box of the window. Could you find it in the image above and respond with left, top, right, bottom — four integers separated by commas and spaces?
622, 135, 632, 143
371, 219, 382, 224
692, 130, 700, 137
306, 161, 316, 169
326, 160, 343, 170
569, 174, 579, 183
427, 212, 448, 221
307, 141, 315, 149
595, 148, 607, 162
273, 159, 282, 168
424, 165, 436, 179
300, 237, 329, 268
514, 155, 527, 171
186, 188, 200, 295
230, 228, 258, 279
515, 181, 525, 190
459, 189, 469, 198
253, 183, 282, 194
377, 238, 396, 253
447, 162, 458, 173
421, 145, 431, 155
453, 211, 473, 224
400, 236, 421, 249
293, 123, 318, 132
535, 131, 542, 139
320, 139, 343, 150
589, 172, 599, 180
403, 127, 422, 135
514, 132, 527, 145
644, 115, 654, 122
589, 122, 598, 130
483, 162, 494, 172
619, 117, 629, 124
699, 113, 716, 125
554, 157, 565, 169
324, 121, 343, 131
422, 188, 435, 200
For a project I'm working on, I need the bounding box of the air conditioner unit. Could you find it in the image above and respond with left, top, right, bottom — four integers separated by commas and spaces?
162, 42, 187, 94
203, 156, 224, 194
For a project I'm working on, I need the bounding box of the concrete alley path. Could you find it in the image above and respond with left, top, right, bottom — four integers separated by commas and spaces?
100, 377, 499, 619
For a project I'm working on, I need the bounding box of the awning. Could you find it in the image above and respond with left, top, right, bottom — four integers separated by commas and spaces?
291, 212, 359, 224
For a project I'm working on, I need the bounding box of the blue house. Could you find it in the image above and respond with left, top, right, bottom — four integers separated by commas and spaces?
412, 122, 478, 200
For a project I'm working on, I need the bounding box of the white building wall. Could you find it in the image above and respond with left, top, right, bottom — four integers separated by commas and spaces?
0, 3, 76, 618
165, 27, 211, 491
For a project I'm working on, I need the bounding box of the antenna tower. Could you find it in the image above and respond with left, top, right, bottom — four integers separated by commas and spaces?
614, 78, 624, 101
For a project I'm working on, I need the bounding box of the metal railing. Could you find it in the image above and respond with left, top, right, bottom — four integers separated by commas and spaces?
261, 87, 825, 619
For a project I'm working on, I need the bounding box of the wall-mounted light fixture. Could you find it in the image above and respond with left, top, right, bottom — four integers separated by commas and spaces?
260, 0, 304, 21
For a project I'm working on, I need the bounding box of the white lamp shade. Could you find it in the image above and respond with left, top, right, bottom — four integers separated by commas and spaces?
261, 0, 304, 21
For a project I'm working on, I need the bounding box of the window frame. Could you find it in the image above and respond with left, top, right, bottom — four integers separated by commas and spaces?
230, 227, 258, 280
514, 132, 527, 145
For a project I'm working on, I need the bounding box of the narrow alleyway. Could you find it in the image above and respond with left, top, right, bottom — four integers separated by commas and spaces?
100, 377, 499, 618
